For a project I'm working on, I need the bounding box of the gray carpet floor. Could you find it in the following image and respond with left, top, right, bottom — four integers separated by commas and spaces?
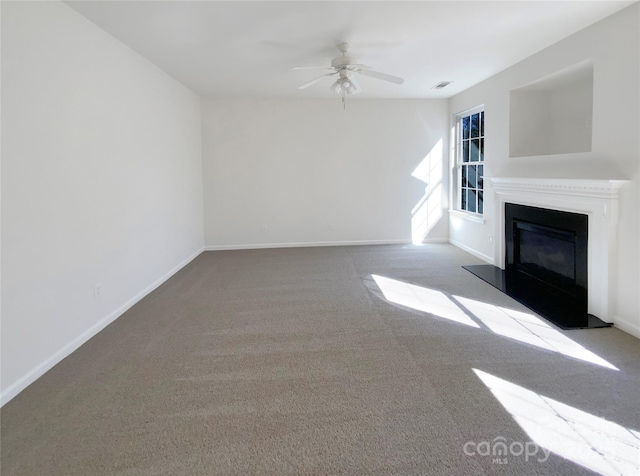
1, 244, 639, 475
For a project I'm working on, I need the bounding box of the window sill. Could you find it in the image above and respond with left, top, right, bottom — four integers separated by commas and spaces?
449, 209, 485, 224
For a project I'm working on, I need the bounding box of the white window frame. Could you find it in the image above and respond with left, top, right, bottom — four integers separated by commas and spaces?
453, 106, 485, 220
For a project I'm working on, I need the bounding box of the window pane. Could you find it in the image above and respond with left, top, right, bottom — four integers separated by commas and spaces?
471, 113, 480, 138
470, 139, 480, 161
468, 189, 477, 213
468, 165, 477, 188
457, 109, 484, 215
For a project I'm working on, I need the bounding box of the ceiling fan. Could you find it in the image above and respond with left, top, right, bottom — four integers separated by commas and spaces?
291, 43, 404, 103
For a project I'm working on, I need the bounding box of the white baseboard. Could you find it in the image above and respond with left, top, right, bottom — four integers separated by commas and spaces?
613, 315, 640, 339
1, 247, 205, 407
204, 239, 419, 251
449, 239, 494, 265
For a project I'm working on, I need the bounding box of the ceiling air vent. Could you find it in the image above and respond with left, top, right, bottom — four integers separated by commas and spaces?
432, 81, 453, 90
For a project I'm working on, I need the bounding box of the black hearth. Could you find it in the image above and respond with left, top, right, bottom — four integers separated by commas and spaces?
464, 203, 611, 329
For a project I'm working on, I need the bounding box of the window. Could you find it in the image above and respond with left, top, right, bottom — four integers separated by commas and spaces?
457, 108, 484, 214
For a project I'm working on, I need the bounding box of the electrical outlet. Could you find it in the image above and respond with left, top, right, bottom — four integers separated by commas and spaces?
94, 283, 102, 299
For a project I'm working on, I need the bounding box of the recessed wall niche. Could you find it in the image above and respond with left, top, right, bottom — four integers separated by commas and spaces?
509, 60, 593, 158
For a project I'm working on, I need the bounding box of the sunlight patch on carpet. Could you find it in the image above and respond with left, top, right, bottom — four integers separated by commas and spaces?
372, 274, 479, 328
474, 369, 639, 475
372, 275, 617, 370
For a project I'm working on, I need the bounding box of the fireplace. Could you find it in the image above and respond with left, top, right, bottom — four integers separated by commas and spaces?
463, 178, 626, 330
505, 203, 588, 328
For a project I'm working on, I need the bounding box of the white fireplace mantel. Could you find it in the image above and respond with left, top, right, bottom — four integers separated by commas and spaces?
490, 177, 627, 322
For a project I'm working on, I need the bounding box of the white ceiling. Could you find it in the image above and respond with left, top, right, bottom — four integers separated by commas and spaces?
66, 1, 634, 99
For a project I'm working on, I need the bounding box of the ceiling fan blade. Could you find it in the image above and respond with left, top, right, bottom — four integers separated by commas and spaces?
298, 72, 337, 90
359, 69, 404, 85
290, 66, 333, 71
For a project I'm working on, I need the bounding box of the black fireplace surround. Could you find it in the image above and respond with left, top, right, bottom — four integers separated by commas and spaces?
464, 203, 611, 329
506, 203, 588, 328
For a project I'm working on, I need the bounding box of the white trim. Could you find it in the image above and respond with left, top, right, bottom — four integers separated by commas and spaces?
613, 315, 640, 340
449, 238, 494, 265
454, 104, 485, 117
204, 239, 418, 251
491, 177, 627, 200
490, 177, 628, 322
0, 247, 205, 407
449, 209, 485, 224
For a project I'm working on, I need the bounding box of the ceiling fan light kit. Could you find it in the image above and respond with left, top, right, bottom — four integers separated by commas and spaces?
293, 42, 404, 109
